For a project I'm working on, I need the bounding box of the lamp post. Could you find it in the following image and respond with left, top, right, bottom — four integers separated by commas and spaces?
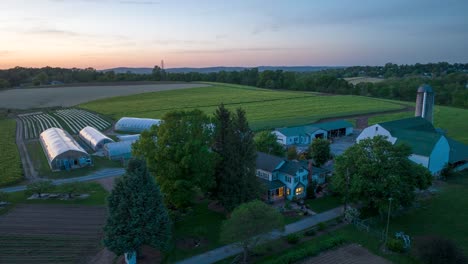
384, 197, 393, 248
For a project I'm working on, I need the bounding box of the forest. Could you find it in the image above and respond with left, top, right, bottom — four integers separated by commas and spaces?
0, 62, 467, 108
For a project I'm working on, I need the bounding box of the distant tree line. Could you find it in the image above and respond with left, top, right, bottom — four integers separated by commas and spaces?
1, 62, 466, 108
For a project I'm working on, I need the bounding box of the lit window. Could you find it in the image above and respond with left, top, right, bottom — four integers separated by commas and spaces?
295, 186, 304, 196
286, 188, 290, 196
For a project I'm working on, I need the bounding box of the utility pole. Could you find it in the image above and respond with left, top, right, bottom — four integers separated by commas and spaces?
384, 197, 393, 248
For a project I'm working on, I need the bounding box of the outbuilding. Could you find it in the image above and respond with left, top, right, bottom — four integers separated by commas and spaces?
39, 128, 91, 171
114, 117, 161, 133
104, 140, 137, 160
79, 126, 114, 151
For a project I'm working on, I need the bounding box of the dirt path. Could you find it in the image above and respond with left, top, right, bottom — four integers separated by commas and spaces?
316, 103, 414, 129
15, 117, 38, 181
301, 243, 391, 264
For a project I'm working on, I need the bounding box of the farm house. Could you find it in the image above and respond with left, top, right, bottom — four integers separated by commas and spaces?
79, 126, 114, 151
272, 120, 353, 146
114, 117, 161, 133
104, 140, 137, 160
39, 128, 92, 171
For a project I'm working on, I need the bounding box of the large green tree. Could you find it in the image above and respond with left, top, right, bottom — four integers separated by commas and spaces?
221, 200, 284, 263
213, 106, 260, 211
332, 136, 432, 216
103, 159, 171, 258
308, 138, 331, 166
254, 131, 284, 156
133, 110, 216, 209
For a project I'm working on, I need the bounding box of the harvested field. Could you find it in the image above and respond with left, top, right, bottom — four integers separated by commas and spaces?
301, 243, 391, 264
0, 83, 208, 109
0, 204, 107, 264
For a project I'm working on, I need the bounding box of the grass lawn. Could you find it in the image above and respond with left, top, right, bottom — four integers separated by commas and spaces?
80, 83, 405, 131
164, 200, 226, 263
306, 195, 342, 213
0, 118, 22, 187
0, 182, 108, 215
368, 105, 468, 144
26, 140, 122, 179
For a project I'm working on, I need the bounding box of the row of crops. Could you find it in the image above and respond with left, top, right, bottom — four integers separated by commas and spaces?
18, 109, 111, 139
18, 112, 62, 139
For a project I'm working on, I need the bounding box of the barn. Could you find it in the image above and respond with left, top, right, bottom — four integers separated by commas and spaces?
104, 140, 137, 160
114, 117, 161, 133
273, 120, 353, 146
79, 126, 114, 151
39, 128, 91, 171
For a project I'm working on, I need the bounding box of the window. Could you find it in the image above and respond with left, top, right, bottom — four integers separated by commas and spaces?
375, 126, 379, 131
278, 187, 284, 197
294, 177, 299, 183
286, 176, 291, 183
302, 175, 307, 182
272, 173, 278, 180
295, 186, 304, 196
286, 188, 290, 196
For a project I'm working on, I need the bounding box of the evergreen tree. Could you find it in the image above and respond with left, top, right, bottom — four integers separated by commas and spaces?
103, 159, 171, 258
214, 106, 260, 211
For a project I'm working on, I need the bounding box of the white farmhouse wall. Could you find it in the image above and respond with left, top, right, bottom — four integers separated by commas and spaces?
272, 131, 287, 145
356, 124, 397, 144
428, 136, 450, 174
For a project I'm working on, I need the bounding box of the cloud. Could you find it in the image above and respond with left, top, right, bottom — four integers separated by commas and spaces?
0, 50, 14, 56
29, 29, 83, 37
153, 39, 214, 45
170, 47, 295, 54
118, 0, 159, 4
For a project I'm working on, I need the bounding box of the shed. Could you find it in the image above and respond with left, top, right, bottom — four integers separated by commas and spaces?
117, 134, 141, 142
79, 126, 114, 151
114, 117, 161, 133
39, 128, 91, 171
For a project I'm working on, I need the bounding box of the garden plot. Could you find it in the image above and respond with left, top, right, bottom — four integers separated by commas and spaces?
54, 109, 111, 134
0, 204, 106, 264
17, 112, 62, 139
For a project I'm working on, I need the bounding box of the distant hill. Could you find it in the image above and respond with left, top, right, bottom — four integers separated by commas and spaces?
101, 66, 344, 74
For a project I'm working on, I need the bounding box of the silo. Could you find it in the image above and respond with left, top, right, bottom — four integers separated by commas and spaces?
414, 84, 434, 123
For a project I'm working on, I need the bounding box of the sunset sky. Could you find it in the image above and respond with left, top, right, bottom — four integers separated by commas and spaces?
1, 0, 467, 69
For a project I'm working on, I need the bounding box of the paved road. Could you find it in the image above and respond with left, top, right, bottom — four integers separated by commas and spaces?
176, 206, 344, 264
0, 168, 125, 193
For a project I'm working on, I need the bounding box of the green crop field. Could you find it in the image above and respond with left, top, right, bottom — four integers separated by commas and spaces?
369, 105, 468, 144
80, 83, 406, 130
0, 118, 22, 187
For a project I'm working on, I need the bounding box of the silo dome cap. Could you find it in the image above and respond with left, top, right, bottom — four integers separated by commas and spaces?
417, 84, 433, 93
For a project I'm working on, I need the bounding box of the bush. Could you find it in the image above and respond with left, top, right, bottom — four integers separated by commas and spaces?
0, 191, 9, 202
387, 238, 405, 253
286, 233, 302, 244
304, 229, 316, 236
415, 236, 467, 264
317, 222, 327, 231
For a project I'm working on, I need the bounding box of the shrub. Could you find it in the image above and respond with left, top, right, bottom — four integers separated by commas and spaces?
317, 222, 327, 231
387, 238, 405, 253
286, 233, 301, 244
415, 236, 467, 264
304, 229, 316, 236
0, 191, 9, 202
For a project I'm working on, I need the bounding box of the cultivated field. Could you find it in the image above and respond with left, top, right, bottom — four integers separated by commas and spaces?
0, 204, 107, 264
80, 83, 407, 130
0, 83, 208, 109
0, 118, 22, 186
344, 77, 385, 85
17, 109, 111, 139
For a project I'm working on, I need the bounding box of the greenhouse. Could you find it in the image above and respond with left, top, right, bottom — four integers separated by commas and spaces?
104, 140, 137, 160
117, 134, 141, 142
114, 117, 161, 133
39, 128, 91, 171
79, 126, 114, 151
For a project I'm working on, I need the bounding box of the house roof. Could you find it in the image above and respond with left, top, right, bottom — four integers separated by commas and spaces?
278, 160, 308, 176
258, 178, 285, 190
256, 152, 284, 172
378, 117, 442, 156
447, 137, 468, 163
275, 120, 352, 137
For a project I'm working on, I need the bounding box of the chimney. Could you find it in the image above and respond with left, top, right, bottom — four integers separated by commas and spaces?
308, 160, 313, 183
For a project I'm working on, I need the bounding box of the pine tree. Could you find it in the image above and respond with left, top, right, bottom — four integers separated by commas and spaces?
214, 106, 260, 211
103, 159, 171, 258
212, 103, 232, 197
